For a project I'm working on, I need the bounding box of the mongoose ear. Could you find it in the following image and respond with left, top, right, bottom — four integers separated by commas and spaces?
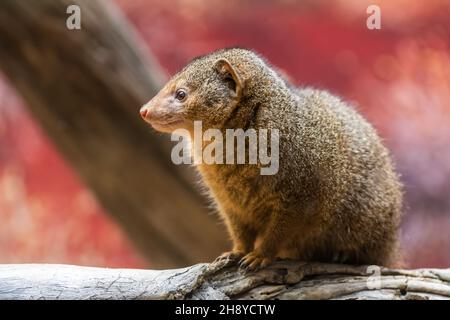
214, 58, 243, 99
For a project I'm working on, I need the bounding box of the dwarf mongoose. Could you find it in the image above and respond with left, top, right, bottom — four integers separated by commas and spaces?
140, 48, 403, 270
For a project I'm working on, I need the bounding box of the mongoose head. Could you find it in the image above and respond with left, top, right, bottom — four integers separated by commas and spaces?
140, 48, 254, 133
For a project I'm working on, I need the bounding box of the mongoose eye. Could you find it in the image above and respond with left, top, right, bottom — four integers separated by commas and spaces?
175, 89, 187, 101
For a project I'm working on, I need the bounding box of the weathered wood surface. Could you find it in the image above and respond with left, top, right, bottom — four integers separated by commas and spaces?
1, 261, 449, 300
0, 0, 227, 268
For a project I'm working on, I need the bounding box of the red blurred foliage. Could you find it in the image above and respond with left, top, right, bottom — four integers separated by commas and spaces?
0, 79, 143, 267
0, 0, 449, 268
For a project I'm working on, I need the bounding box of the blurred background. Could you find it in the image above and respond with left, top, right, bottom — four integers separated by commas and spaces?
0, 0, 449, 269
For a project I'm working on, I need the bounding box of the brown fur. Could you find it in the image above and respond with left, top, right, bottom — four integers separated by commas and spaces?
141, 48, 404, 269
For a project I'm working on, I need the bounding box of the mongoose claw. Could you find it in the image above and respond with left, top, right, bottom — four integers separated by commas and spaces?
239, 252, 272, 272
213, 251, 245, 265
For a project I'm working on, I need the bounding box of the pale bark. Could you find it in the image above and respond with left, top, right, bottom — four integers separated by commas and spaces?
1, 261, 449, 300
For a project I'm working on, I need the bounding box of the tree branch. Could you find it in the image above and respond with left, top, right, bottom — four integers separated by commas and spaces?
1, 262, 449, 300
0, 0, 227, 268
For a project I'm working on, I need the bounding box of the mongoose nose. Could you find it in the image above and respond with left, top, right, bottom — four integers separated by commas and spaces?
140, 106, 148, 118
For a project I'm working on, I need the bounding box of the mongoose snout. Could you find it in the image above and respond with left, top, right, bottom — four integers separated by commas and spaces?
140, 106, 148, 118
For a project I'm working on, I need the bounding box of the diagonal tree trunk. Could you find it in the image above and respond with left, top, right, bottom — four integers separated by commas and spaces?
0, 0, 227, 268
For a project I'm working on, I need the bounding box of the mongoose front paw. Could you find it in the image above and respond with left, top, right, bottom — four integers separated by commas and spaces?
214, 251, 245, 265
239, 252, 273, 271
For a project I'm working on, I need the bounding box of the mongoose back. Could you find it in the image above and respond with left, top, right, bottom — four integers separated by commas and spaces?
140, 48, 403, 270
